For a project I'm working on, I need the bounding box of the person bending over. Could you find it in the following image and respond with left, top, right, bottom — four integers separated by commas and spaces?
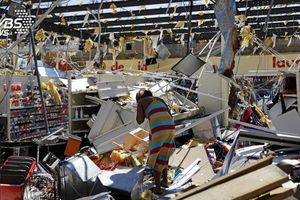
136, 89, 175, 194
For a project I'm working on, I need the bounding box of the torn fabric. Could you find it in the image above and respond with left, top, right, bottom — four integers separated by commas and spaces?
214, 0, 237, 75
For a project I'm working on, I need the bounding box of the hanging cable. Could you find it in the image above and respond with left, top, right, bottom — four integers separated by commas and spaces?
263, 0, 274, 40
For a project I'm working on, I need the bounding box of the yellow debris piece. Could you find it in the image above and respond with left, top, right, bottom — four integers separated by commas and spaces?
110, 3, 118, 14
84, 38, 94, 52
47, 80, 62, 104
175, 21, 185, 28
110, 150, 126, 163
35, 29, 46, 42
241, 26, 255, 48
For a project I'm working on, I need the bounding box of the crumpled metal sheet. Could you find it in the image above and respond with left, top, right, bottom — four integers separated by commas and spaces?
214, 0, 237, 73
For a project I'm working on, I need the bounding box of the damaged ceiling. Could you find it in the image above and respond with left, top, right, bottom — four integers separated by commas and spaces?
0, 0, 300, 42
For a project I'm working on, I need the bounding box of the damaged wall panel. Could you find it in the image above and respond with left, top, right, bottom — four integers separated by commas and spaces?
88, 100, 135, 141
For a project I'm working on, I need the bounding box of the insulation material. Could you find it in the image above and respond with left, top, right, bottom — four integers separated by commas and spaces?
253, 104, 272, 126
288, 37, 293, 47
272, 34, 278, 48
264, 36, 273, 49
140, 190, 157, 200
110, 150, 126, 163
167, 29, 173, 39
93, 27, 100, 38
175, 21, 185, 29
109, 33, 115, 41
241, 26, 255, 49
65, 36, 71, 44
204, 0, 210, 8
143, 36, 156, 58
84, 38, 94, 52
159, 28, 164, 39
47, 79, 62, 104
197, 19, 204, 26
235, 15, 247, 27
82, 12, 90, 27
60, 15, 66, 25
150, 35, 159, 49
109, 48, 120, 63
35, 29, 46, 42
119, 37, 126, 52
180, 34, 185, 46
110, 3, 118, 14
0, 39, 7, 48
198, 11, 205, 16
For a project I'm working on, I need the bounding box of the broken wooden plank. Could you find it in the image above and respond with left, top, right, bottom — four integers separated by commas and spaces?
92, 122, 136, 154
123, 128, 149, 151
255, 187, 294, 200
183, 165, 289, 200
174, 156, 273, 200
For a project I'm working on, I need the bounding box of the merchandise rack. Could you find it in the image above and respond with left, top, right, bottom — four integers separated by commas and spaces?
0, 75, 69, 142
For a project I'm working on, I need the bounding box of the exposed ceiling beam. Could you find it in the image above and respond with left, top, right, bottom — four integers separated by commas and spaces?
89, 26, 298, 41
31, 0, 297, 16
75, 20, 298, 36
44, 5, 300, 29
32, 0, 212, 15
38, 22, 92, 39
66, 13, 300, 30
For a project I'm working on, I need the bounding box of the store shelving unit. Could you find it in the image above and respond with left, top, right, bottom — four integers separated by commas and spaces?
0, 75, 69, 142
9, 104, 68, 141
67, 74, 100, 137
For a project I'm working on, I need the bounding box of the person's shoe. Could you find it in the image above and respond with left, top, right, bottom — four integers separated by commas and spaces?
150, 187, 163, 195
161, 182, 168, 188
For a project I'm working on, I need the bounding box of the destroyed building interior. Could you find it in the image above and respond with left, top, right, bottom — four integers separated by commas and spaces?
0, 0, 300, 199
